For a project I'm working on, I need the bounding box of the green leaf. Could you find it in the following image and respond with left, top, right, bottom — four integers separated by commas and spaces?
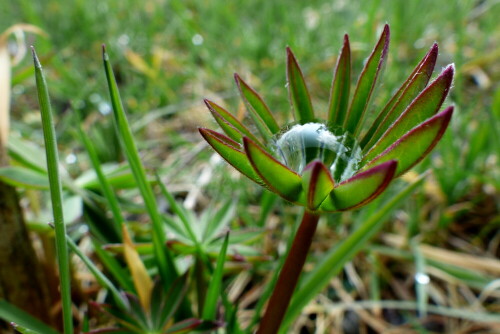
281, 172, 427, 331
301, 160, 335, 210
203, 199, 236, 242
102, 46, 178, 286
166, 319, 202, 333
10, 323, 43, 334
205, 99, 261, 145
361, 43, 438, 150
243, 137, 305, 203
77, 113, 123, 237
66, 237, 127, 310
32, 48, 73, 334
286, 47, 314, 123
202, 232, 229, 320
328, 34, 351, 126
156, 273, 190, 330
235, 73, 280, 137
0, 300, 59, 334
93, 240, 135, 292
0, 166, 49, 189
363, 106, 454, 176
320, 160, 397, 212
344, 24, 390, 136
363, 65, 454, 163
7, 136, 47, 173
199, 128, 262, 184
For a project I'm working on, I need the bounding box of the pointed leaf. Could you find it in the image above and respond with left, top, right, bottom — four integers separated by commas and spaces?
243, 137, 305, 203
157, 273, 190, 329
202, 232, 229, 320
122, 225, 153, 313
320, 160, 397, 212
0, 166, 49, 189
32, 48, 73, 334
103, 46, 177, 286
301, 160, 335, 210
361, 43, 439, 150
344, 24, 390, 136
286, 47, 314, 123
363, 106, 454, 176
328, 34, 351, 126
363, 65, 454, 163
205, 99, 261, 144
166, 319, 203, 333
0, 300, 59, 334
199, 128, 262, 184
235, 73, 280, 137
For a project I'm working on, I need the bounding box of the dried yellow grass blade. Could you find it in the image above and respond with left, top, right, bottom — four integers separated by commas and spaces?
383, 234, 500, 276
122, 225, 154, 312
0, 24, 46, 152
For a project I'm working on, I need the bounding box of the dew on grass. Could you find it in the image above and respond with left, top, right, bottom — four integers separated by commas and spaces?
270, 122, 362, 183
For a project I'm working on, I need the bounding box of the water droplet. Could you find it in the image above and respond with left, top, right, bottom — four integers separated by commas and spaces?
270, 122, 362, 182
65, 153, 77, 164
192, 34, 204, 46
415, 272, 430, 285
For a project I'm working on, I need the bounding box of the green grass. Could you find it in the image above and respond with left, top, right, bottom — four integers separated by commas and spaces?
1, 0, 499, 332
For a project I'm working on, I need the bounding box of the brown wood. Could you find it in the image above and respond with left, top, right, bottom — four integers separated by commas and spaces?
0, 151, 54, 330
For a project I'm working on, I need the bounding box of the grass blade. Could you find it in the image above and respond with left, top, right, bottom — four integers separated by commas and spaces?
32, 48, 73, 334
202, 232, 229, 320
0, 300, 59, 334
102, 46, 178, 286
77, 112, 123, 239
281, 171, 426, 331
66, 236, 127, 310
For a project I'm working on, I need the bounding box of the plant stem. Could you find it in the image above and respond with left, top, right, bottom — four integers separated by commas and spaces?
32, 48, 73, 334
257, 210, 320, 334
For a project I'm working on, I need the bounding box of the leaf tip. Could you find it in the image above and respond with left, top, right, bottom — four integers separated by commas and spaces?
31, 46, 41, 69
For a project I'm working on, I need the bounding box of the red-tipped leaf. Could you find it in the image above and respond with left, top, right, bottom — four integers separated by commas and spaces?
287, 47, 315, 123
328, 34, 351, 127
235, 73, 280, 138
344, 24, 390, 136
361, 43, 439, 150
363, 64, 454, 163
243, 137, 305, 203
320, 160, 397, 212
363, 106, 454, 176
205, 99, 262, 145
199, 128, 262, 184
301, 160, 335, 210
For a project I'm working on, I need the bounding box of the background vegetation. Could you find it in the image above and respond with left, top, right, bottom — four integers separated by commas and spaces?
0, 0, 499, 332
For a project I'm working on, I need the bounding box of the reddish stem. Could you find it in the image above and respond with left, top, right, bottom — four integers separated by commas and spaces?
257, 210, 320, 334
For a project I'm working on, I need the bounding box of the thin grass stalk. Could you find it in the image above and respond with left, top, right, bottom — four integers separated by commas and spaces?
32, 48, 73, 334
102, 46, 177, 286
77, 114, 123, 239
65, 237, 126, 310
256, 210, 320, 334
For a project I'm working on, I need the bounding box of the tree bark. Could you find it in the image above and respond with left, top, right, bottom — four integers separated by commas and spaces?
0, 151, 54, 331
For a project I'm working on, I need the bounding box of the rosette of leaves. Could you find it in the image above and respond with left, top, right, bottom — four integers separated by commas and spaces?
199, 24, 454, 213
199, 24, 455, 333
89, 277, 222, 334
